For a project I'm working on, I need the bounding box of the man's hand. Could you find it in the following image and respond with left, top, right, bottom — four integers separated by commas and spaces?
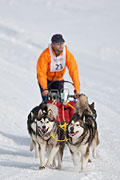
42, 89, 49, 96
74, 90, 80, 99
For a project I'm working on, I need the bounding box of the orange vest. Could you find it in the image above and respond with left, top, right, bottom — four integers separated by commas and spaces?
37, 44, 80, 92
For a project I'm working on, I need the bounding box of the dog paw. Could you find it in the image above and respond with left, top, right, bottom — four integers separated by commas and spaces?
80, 168, 86, 173
52, 163, 56, 168
55, 166, 62, 170
73, 161, 79, 166
39, 166, 45, 170
30, 143, 34, 151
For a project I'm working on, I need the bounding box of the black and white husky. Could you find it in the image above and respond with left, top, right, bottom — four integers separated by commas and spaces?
27, 103, 65, 169
67, 94, 99, 172
27, 103, 47, 158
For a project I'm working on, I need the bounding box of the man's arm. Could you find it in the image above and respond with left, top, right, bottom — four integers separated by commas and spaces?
66, 48, 80, 94
37, 50, 49, 90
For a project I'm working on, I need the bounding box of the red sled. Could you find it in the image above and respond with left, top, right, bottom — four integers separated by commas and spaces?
48, 100, 75, 123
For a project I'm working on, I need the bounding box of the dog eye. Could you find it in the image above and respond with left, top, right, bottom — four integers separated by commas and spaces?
76, 124, 79, 126
50, 120, 54, 122
46, 121, 49, 123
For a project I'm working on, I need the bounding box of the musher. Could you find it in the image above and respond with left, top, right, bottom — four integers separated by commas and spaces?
37, 34, 80, 102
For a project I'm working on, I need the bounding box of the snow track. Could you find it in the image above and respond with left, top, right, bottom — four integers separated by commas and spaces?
0, 0, 120, 179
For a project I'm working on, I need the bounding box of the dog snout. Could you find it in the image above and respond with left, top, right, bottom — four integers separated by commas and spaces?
42, 125, 46, 129
70, 126, 74, 132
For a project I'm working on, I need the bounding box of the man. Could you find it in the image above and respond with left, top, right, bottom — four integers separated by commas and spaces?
37, 34, 80, 102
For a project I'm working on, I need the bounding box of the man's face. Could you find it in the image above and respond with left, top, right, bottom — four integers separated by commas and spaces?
52, 42, 64, 54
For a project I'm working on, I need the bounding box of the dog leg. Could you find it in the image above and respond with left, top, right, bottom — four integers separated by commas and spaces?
30, 141, 34, 151
39, 143, 46, 169
47, 146, 56, 168
52, 158, 56, 168
72, 152, 79, 166
56, 151, 63, 169
56, 144, 65, 169
46, 146, 59, 167
91, 138, 97, 159
92, 147, 97, 159
80, 152, 89, 172
92, 131, 99, 159
35, 142, 40, 158
69, 149, 79, 166
78, 152, 81, 157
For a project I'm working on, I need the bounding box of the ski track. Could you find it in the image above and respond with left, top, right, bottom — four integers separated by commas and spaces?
0, 0, 120, 179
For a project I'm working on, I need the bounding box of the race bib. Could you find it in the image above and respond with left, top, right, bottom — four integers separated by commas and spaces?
49, 44, 66, 72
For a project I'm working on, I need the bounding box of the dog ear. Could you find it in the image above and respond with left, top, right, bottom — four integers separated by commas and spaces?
48, 109, 53, 118
38, 109, 43, 118
30, 112, 34, 120
90, 102, 95, 109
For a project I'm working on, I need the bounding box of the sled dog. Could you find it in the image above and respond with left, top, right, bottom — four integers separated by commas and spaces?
27, 103, 65, 169
27, 103, 47, 158
67, 96, 99, 172
75, 94, 94, 117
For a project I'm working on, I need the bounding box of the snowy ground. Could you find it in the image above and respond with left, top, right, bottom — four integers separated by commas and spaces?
0, 0, 120, 179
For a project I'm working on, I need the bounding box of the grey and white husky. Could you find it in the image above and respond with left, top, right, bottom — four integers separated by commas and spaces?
27, 102, 65, 169
67, 94, 99, 172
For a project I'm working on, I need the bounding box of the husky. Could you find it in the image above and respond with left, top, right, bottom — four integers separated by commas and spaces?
67, 114, 99, 172
75, 94, 94, 117
27, 102, 65, 169
27, 103, 47, 158
67, 95, 99, 172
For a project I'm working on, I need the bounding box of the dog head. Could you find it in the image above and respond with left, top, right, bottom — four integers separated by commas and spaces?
75, 94, 93, 117
27, 103, 48, 133
36, 109, 55, 136
27, 103, 58, 136
68, 115, 86, 138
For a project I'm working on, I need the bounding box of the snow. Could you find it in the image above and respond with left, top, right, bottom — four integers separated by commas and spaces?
0, 0, 120, 179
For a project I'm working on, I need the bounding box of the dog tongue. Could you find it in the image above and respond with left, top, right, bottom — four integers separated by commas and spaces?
69, 132, 77, 136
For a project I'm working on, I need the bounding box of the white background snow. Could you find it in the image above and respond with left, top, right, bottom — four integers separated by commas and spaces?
0, 0, 120, 179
